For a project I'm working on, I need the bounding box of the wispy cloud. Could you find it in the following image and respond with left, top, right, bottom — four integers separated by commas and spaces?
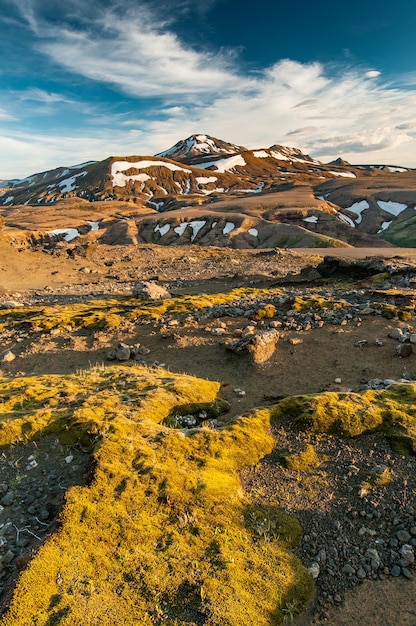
18, 88, 75, 104
0, 108, 16, 122
2, 0, 416, 175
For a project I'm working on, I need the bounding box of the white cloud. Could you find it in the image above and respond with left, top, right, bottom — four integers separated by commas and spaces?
0, 108, 16, 121
2, 1, 416, 174
18, 88, 75, 104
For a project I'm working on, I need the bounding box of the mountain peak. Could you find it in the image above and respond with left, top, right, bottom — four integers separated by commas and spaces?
156, 134, 247, 162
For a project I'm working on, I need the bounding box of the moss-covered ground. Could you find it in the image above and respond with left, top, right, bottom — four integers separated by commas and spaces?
272, 384, 416, 454
0, 287, 282, 333
0, 364, 311, 626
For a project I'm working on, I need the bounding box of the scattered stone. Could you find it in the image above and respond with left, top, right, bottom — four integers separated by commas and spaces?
1, 351, 16, 363
0, 301, 23, 309
354, 340, 368, 347
288, 337, 303, 345
396, 343, 413, 358
309, 562, 320, 579
388, 328, 409, 342
1, 491, 15, 507
233, 388, 246, 397
397, 530, 412, 543
133, 280, 171, 300
115, 343, 131, 361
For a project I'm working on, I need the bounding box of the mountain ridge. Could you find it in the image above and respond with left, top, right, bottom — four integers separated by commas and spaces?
0, 133, 415, 249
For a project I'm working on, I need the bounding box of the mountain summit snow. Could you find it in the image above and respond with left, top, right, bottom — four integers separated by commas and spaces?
156, 134, 246, 162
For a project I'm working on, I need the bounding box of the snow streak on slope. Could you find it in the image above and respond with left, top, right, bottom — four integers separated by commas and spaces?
376, 200, 408, 216
343, 200, 369, 224
111, 160, 191, 187
193, 155, 246, 173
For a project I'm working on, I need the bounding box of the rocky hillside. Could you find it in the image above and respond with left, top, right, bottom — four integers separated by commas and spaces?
1, 134, 415, 249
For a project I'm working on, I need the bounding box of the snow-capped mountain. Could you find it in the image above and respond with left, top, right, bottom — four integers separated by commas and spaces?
1, 134, 415, 248
156, 134, 246, 162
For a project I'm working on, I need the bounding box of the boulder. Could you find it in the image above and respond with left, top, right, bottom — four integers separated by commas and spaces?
225, 330, 279, 364
133, 280, 171, 301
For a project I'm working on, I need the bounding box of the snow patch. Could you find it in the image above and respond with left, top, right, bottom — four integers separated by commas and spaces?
248, 228, 258, 236
189, 220, 206, 242
344, 200, 369, 225
196, 176, 217, 184
3, 196, 14, 203
148, 200, 165, 211
270, 150, 289, 161
174, 222, 189, 237
338, 213, 356, 228
377, 200, 408, 216
154, 223, 171, 237
58, 171, 87, 193
253, 150, 269, 158
111, 160, 191, 187
194, 155, 246, 173
329, 171, 356, 178
303, 216, 318, 223
88, 221, 100, 232
223, 222, 236, 235
237, 182, 265, 194
377, 221, 393, 233
49, 228, 80, 242
387, 166, 407, 173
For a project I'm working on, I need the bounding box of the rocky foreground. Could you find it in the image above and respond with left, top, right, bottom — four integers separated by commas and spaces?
0, 243, 416, 625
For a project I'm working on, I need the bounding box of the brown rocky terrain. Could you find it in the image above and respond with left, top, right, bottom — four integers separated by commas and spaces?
0, 235, 416, 625
2, 134, 416, 251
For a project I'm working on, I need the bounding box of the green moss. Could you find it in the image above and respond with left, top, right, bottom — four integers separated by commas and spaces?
0, 365, 312, 626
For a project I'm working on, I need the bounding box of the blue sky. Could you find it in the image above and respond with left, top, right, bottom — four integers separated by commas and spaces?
1, 0, 416, 178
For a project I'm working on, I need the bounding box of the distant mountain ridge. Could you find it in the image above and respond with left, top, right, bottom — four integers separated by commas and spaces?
1, 133, 415, 248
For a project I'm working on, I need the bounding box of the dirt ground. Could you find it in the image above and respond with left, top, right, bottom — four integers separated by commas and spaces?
1, 239, 416, 625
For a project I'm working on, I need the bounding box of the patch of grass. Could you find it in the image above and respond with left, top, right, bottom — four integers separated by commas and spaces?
0, 365, 312, 626
360, 467, 394, 497
279, 444, 321, 471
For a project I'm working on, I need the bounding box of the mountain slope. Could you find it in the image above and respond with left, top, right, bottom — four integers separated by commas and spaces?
1, 134, 415, 249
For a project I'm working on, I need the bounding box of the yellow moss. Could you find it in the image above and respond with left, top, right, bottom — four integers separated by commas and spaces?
0, 288, 282, 333
0, 365, 311, 626
290, 295, 350, 313
253, 303, 277, 321
280, 443, 321, 471
271, 384, 416, 453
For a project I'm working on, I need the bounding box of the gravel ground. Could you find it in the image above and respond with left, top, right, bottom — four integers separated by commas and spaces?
240, 420, 416, 623
0, 437, 91, 615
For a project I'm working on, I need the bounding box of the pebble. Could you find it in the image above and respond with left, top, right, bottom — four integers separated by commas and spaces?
397, 530, 411, 543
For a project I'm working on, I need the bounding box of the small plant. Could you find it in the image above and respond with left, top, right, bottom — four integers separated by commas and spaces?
282, 599, 301, 622
279, 443, 321, 471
